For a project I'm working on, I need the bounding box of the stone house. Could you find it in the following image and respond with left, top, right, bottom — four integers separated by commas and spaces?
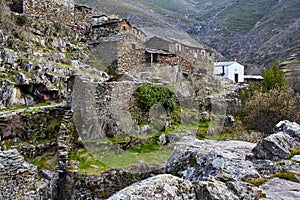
145, 49, 193, 73
90, 34, 146, 73
214, 61, 245, 83
146, 36, 214, 75
90, 18, 146, 42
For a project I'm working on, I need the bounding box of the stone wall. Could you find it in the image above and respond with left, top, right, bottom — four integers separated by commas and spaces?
0, 149, 55, 199
91, 19, 146, 42
0, 104, 69, 163
24, 0, 75, 26
146, 36, 215, 75
146, 53, 193, 73
94, 81, 141, 137
91, 34, 146, 73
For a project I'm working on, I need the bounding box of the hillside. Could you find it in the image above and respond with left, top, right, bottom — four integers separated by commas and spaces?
78, 0, 300, 74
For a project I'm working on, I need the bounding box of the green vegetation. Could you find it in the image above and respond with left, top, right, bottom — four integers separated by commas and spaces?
69, 149, 108, 173
246, 178, 269, 186
132, 84, 178, 126
29, 154, 58, 171
291, 146, 300, 156
93, 147, 173, 169
237, 62, 300, 135
15, 15, 27, 26
128, 133, 162, 153
273, 170, 300, 183
134, 84, 176, 112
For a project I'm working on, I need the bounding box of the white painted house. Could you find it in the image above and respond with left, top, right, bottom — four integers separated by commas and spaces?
214, 61, 244, 83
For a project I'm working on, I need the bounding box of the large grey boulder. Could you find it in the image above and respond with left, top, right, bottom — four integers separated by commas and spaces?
275, 120, 300, 143
252, 132, 298, 161
195, 179, 263, 200
166, 138, 259, 182
260, 178, 300, 200
107, 174, 196, 200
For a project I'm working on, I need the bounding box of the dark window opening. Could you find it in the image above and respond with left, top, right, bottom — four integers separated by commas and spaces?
235, 74, 239, 83
221, 66, 225, 76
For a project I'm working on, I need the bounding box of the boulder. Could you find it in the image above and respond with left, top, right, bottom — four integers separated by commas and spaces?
195, 179, 262, 200
260, 178, 300, 200
166, 138, 259, 182
252, 132, 298, 161
107, 174, 196, 200
275, 120, 300, 143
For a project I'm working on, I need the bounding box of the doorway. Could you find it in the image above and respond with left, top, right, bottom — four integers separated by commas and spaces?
234, 74, 239, 83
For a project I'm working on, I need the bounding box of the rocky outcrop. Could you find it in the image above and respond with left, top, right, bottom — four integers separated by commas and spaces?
260, 178, 300, 200
275, 120, 300, 143
252, 132, 298, 161
195, 179, 262, 200
108, 174, 196, 200
251, 120, 300, 161
165, 137, 258, 182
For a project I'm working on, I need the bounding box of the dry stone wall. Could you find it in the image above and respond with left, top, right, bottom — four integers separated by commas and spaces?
0, 149, 54, 199
95, 81, 141, 137
24, 0, 75, 26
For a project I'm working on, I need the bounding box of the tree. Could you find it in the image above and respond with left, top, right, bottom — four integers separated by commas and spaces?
261, 62, 287, 92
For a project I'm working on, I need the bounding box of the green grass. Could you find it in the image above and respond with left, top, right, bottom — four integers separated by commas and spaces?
29, 154, 58, 171
246, 178, 269, 186
291, 146, 300, 156
69, 148, 109, 174
93, 147, 173, 169
70, 146, 173, 171
273, 170, 300, 183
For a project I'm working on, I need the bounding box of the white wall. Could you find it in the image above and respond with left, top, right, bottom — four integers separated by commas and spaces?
214, 62, 244, 83
227, 62, 244, 83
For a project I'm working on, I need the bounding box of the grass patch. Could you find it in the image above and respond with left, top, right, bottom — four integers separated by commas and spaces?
246, 178, 269, 186
291, 146, 300, 156
127, 139, 161, 153
29, 154, 57, 171
68, 148, 109, 174
93, 147, 173, 169
273, 170, 300, 183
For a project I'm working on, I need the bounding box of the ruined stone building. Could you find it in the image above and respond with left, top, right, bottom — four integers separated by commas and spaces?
90, 18, 146, 42
6, 0, 214, 76
146, 36, 215, 75
7, 0, 93, 30
89, 18, 148, 73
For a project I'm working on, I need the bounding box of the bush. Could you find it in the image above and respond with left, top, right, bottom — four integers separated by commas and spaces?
238, 62, 299, 135
134, 84, 176, 112
242, 87, 300, 135
132, 84, 177, 125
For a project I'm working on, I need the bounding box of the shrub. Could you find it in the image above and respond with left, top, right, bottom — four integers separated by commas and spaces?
132, 84, 177, 125
134, 84, 176, 112
242, 87, 300, 135
237, 62, 299, 135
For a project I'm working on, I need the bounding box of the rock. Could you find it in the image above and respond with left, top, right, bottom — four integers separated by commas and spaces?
260, 178, 300, 200
159, 134, 166, 144
195, 179, 262, 200
275, 120, 300, 143
292, 155, 300, 163
166, 138, 259, 182
252, 132, 298, 161
107, 174, 196, 200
